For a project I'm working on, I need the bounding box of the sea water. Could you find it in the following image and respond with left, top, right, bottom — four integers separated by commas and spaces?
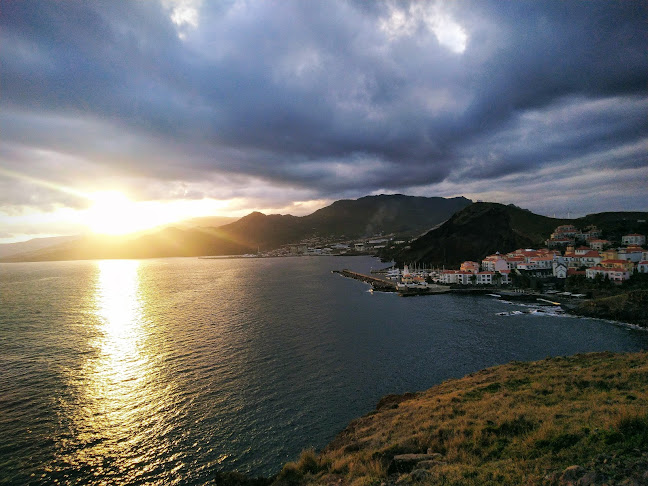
1, 256, 646, 484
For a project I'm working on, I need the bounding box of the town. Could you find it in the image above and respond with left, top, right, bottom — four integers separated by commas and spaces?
373, 225, 647, 292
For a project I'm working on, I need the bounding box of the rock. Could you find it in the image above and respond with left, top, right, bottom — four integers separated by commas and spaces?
577, 471, 599, 486
410, 469, 431, 482
619, 479, 640, 486
425, 450, 444, 459
417, 460, 447, 469
561, 465, 585, 483
387, 454, 444, 474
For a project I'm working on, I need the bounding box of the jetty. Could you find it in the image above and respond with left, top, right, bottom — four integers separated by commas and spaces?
333, 269, 398, 291
334, 270, 452, 295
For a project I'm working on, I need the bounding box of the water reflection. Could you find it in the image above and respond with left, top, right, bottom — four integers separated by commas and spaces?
91, 259, 146, 410
54, 260, 170, 482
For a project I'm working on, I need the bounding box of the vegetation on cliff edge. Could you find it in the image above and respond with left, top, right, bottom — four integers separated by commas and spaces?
273, 351, 648, 485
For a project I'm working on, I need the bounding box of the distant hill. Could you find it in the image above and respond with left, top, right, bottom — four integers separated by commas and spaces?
3, 195, 471, 262
390, 202, 648, 267
0, 235, 80, 259
301, 194, 472, 239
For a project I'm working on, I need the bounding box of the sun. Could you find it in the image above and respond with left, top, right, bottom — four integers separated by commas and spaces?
85, 191, 150, 235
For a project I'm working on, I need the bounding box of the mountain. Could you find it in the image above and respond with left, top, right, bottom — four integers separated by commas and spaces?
0, 235, 80, 259
390, 202, 648, 267
301, 194, 472, 239
2, 194, 472, 262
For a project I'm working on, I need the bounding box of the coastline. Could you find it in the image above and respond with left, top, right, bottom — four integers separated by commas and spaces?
219, 351, 648, 485
335, 269, 648, 329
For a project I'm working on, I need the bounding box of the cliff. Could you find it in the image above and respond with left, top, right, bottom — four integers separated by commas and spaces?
270, 351, 648, 485
572, 290, 648, 327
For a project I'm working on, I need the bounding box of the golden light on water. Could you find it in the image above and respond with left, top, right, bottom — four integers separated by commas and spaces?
90, 259, 147, 429
63, 259, 157, 474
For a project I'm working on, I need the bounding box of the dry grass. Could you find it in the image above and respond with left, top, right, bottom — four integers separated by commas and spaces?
279, 351, 648, 485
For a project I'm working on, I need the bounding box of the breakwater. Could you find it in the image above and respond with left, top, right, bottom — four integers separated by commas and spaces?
333, 269, 397, 291
333, 269, 452, 295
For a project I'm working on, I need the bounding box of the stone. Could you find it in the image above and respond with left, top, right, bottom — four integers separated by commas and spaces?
410, 469, 431, 482
425, 450, 444, 459
417, 460, 447, 469
388, 454, 443, 475
577, 471, 599, 486
561, 465, 585, 483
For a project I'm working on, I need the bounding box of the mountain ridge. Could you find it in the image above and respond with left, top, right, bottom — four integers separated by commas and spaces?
2, 194, 472, 262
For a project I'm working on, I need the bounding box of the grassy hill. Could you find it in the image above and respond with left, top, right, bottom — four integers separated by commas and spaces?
271, 351, 648, 486
390, 202, 564, 266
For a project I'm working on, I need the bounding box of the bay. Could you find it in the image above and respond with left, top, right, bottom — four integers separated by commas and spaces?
1, 256, 646, 485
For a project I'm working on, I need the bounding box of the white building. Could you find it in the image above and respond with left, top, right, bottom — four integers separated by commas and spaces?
622, 234, 646, 246
476, 271, 494, 285
553, 261, 568, 279
618, 247, 644, 263
585, 266, 631, 283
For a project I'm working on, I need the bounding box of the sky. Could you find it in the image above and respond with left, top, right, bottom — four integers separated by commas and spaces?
1, 1, 647, 242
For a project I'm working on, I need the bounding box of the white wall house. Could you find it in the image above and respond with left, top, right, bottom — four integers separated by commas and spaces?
476, 271, 494, 284
585, 266, 630, 282
622, 234, 646, 246
553, 262, 568, 279
618, 247, 644, 263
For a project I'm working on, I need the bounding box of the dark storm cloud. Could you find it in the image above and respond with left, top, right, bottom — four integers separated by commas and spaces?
1, 0, 647, 212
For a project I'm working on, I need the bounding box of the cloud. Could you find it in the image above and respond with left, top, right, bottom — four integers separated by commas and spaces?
0, 0, 646, 232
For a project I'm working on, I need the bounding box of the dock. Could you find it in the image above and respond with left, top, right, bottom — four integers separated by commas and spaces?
333, 270, 451, 295
333, 269, 398, 291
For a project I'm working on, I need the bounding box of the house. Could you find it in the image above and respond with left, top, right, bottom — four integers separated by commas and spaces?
460, 261, 480, 273
578, 226, 602, 241
498, 270, 511, 285
553, 261, 568, 279
600, 259, 634, 272
600, 249, 618, 261
457, 271, 474, 285
476, 271, 494, 285
588, 239, 611, 250
622, 234, 646, 246
551, 225, 578, 239
638, 261, 648, 274
546, 237, 574, 248
481, 254, 508, 272
618, 247, 644, 263
528, 255, 556, 269
567, 268, 586, 277
505, 256, 526, 269
577, 250, 602, 267
586, 266, 630, 283
574, 246, 592, 256
440, 270, 473, 285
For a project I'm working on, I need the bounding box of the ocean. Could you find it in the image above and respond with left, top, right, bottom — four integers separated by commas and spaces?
1, 256, 646, 485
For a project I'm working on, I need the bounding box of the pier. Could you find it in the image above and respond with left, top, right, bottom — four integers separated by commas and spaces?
334, 270, 452, 295
333, 269, 398, 291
